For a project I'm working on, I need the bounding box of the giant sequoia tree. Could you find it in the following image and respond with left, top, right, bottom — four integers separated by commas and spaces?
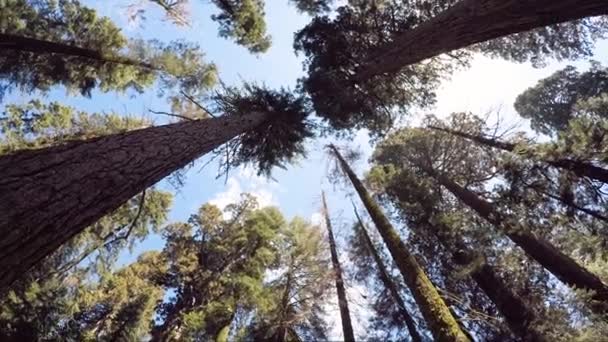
0, 86, 312, 289
296, 0, 608, 135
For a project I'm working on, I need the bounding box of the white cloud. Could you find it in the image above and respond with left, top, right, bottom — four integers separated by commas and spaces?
207, 166, 278, 215
310, 212, 324, 226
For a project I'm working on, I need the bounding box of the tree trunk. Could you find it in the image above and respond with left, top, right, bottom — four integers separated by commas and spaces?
0, 33, 158, 70
355, 0, 608, 81
431, 224, 546, 341
322, 192, 356, 342
329, 145, 470, 342
423, 166, 608, 314
0, 112, 268, 289
428, 125, 608, 184
352, 206, 422, 342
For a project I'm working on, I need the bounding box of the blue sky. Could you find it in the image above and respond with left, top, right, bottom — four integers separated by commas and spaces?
8, 1, 608, 339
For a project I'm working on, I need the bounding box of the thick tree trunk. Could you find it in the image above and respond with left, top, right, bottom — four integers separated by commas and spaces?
0, 112, 268, 289
352, 206, 422, 342
437, 227, 546, 341
423, 167, 608, 314
355, 0, 608, 81
0, 33, 158, 70
329, 145, 470, 342
428, 125, 608, 184
322, 192, 356, 342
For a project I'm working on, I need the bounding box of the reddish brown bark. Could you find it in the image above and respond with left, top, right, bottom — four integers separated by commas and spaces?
0, 112, 268, 289
322, 192, 355, 342
355, 0, 608, 81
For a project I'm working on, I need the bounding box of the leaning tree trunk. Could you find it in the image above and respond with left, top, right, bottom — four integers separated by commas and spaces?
0, 112, 268, 289
322, 192, 356, 342
329, 145, 470, 342
421, 166, 608, 315
355, 0, 608, 81
428, 222, 547, 341
428, 125, 608, 184
0, 33, 158, 70
352, 206, 422, 342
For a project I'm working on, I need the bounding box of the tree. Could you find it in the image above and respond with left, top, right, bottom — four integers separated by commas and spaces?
0, 85, 312, 289
350, 206, 422, 342
0, 0, 217, 99
353, 0, 608, 81
514, 62, 608, 135
295, 0, 608, 135
328, 144, 470, 341
365, 163, 549, 340
373, 122, 608, 315
321, 192, 355, 342
211, 0, 271, 53
0, 101, 172, 340
244, 216, 331, 341
151, 195, 286, 341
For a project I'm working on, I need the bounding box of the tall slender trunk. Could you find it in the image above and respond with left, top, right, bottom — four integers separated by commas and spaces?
428, 221, 547, 341
428, 125, 608, 184
329, 145, 470, 342
322, 192, 356, 342
0, 112, 268, 289
355, 0, 608, 81
352, 206, 422, 342
421, 166, 608, 314
0, 33, 158, 70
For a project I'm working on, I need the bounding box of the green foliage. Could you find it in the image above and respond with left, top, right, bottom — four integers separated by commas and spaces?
212, 0, 272, 53
295, 2, 449, 135
295, 0, 608, 136
289, 0, 333, 15
214, 84, 314, 176
0, 0, 216, 99
245, 217, 331, 341
515, 62, 608, 135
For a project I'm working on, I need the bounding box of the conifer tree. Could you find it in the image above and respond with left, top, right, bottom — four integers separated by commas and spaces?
0, 86, 312, 288
373, 121, 608, 316
328, 144, 470, 341
321, 192, 355, 342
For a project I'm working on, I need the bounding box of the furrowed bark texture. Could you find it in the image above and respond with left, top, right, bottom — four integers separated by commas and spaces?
0, 33, 159, 70
428, 125, 608, 184
322, 192, 356, 342
330, 145, 470, 342
426, 168, 608, 314
0, 112, 268, 289
353, 207, 422, 342
355, 0, 608, 81
440, 228, 546, 341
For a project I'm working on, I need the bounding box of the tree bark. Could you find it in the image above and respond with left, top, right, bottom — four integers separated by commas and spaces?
428, 125, 608, 184
422, 166, 608, 314
0, 112, 268, 289
355, 0, 608, 81
0, 33, 159, 70
329, 145, 470, 342
431, 225, 547, 341
322, 192, 356, 342
352, 206, 422, 342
